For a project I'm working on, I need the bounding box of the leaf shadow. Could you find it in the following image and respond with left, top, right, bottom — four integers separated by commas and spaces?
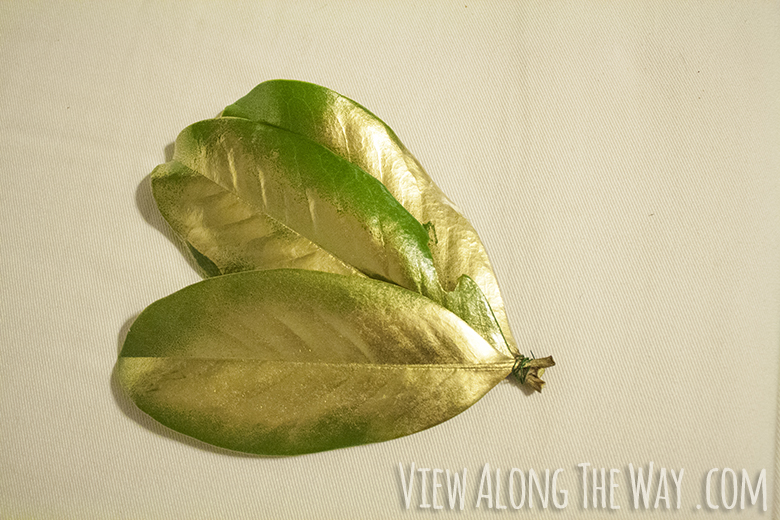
117, 312, 139, 356
506, 374, 538, 396
164, 141, 175, 162
113, 313, 277, 458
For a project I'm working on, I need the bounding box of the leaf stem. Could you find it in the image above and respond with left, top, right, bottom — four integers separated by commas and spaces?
512, 352, 555, 392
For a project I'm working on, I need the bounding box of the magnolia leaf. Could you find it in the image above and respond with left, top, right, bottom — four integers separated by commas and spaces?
155, 117, 509, 356
223, 80, 518, 355
152, 159, 362, 277
169, 117, 439, 296
118, 269, 514, 455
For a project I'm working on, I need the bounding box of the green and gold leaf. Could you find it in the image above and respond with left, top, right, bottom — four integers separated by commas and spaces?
223, 80, 518, 354
168, 117, 440, 297
154, 117, 510, 356
118, 269, 514, 455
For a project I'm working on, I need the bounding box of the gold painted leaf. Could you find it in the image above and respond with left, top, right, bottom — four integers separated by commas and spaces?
223, 80, 519, 354
154, 117, 510, 356
118, 269, 514, 455
152, 159, 361, 277
168, 117, 439, 296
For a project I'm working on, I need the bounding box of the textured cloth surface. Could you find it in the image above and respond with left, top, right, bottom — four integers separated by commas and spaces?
1, 1, 778, 518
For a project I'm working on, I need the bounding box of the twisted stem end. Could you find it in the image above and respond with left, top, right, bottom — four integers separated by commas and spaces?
512, 353, 555, 392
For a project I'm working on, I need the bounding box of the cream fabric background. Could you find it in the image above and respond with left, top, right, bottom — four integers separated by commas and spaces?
1, 1, 778, 519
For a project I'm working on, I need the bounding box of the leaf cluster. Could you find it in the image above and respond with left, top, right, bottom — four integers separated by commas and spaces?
118, 80, 553, 455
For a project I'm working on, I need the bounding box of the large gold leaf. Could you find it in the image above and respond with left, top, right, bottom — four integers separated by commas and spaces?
155, 117, 510, 356
223, 80, 518, 354
118, 269, 513, 455
169, 118, 439, 296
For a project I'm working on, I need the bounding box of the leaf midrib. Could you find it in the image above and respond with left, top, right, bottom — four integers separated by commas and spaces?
119, 357, 514, 370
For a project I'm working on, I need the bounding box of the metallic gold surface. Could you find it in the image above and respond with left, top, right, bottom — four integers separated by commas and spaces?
154, 117, 510, 356
224, 80, 519, 355
152, 160, 361, 277
118, 270, 513, 455
171, 118, 439, 297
